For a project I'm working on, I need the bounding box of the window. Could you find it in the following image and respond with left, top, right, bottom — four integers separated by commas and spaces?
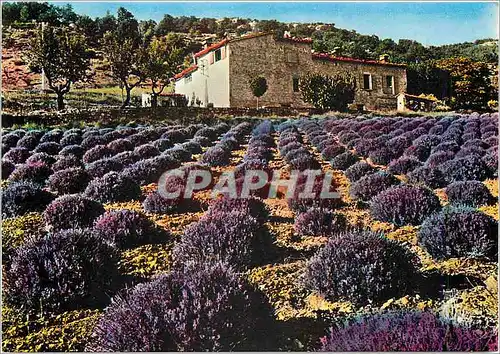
363, 73, 372, 90
214, 48, 222, 62
286, 51, 298, 63
386, 75, 395, 94
185, 74, 192, 83
293, 77, 300, 92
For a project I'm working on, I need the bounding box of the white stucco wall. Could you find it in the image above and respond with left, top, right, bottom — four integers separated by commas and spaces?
174, 45, 230, 107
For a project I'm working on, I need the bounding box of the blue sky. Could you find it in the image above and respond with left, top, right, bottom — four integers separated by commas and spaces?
64, 1, 498, 46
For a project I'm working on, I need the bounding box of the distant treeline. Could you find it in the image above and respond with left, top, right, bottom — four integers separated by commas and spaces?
3, 1, 498, 64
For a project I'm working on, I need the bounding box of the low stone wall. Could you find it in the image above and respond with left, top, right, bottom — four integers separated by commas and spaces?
2, 106, 320, 128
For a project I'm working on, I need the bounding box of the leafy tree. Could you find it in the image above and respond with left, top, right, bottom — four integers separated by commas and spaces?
26, 25, 92, 110
249, 76, 268, 109
435, 57, 496, 110
407, 62, 451, 99
140, 34, 185, 108
299, 73, 355, 111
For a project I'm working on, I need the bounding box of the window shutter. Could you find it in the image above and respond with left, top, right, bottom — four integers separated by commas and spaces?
209, 53, 214, 65
221, 46, 226, 60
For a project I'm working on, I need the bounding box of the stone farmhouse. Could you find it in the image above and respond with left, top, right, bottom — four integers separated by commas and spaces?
174, 33, 407, 111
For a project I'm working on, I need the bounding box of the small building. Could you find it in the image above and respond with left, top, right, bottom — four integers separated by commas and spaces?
141, 92, 188, 107
174, 32, 407, 110
397, 93, 437, 112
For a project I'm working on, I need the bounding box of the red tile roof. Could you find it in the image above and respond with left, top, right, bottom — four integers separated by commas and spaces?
312, 53, 406, 67
193, 39, 229, 58
173, 65, 198, 80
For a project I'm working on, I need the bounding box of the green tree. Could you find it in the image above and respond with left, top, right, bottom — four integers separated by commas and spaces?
299, 73, 355, 111
140, 34, 185, 108
435, 57, 496, 110
100, 8, 144, 108
249, 76, 268, 109
27, 25, 92, 110
407, 61, 451, 99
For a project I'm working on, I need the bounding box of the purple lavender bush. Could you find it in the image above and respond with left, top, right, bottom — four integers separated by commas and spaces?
47, 168, 90, 195
84, 171, 141, 203
93, 209, 171, 249
2, 181, 54, 218
319, 311, 498, 351
304, 229, 417, 305
88, 261, 273, 351
370, 185, 441, 226
294, 208, 346, 236
44, 194, 105, 231
4, 228, 120, 314
418, 207, 497, 260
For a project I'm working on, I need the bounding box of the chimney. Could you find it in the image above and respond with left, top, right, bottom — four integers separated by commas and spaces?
379, 54, 390, 63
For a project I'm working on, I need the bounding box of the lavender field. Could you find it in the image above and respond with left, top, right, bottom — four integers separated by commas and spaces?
1, 113, 498, 351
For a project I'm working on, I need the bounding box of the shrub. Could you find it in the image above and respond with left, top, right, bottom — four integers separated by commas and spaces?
431, 141, 460, 154
3, 133, 21, 148
455, 146, 486, 159
4, 228, 120, 314
16, 135, 38, 150
289, 155, 321, 171
86, 158, 124, 178
350, 172, 399, 201
370, 185, 441, 226
345, 162, 377, 182
2, 181, 54, 218
142, 191, 181, 214
287, 173, 342, 212
44, 194, 105, 231
404, 144, 431, 161
320, 311, 498, 352
81, 135, 108, 150
9, 161, 51, 185
58, 144, 84, 159
439, 155, 489, 183
172, 212, 265, 270
152, 138, 173, 151
482, 152, 498, 178
33, 141, 61, 155
83, 145, 113, 164
407, 166, 446, 189
52, 155, 83, 171
48, 168, 90, 195
134, 144, 160, 159
113, 151, 139, 166
446, 181, 494, 207
88, 261, 272, 351
161, 130, 187, 143
107, 138, 134, 154
368, 147, 394, 165
321, 144, 346, 160
60, 133, 82, 146
25, 152, 56, 166
304, 230, 416, 305
387, 156, 423, 175
164, 146, 192, 162
93, 209, 170, 249
330, 151, 359, 170
418, 207, 497, 260
2, 159, 15, 179
426, 151, 455, 168
3, 147, 30, 164
192, 136, 211, 147
39, 130, 62, 143
194, 127, 218, 140
387, 136, 412, 157
202, 146, 231, 166
294, 208, 346, 236
206, 197, 269, 223
179, 141, 202, 156
84, 172, 141, 204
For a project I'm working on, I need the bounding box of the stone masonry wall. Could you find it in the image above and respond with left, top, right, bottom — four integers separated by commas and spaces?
228, 33, 407, 110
